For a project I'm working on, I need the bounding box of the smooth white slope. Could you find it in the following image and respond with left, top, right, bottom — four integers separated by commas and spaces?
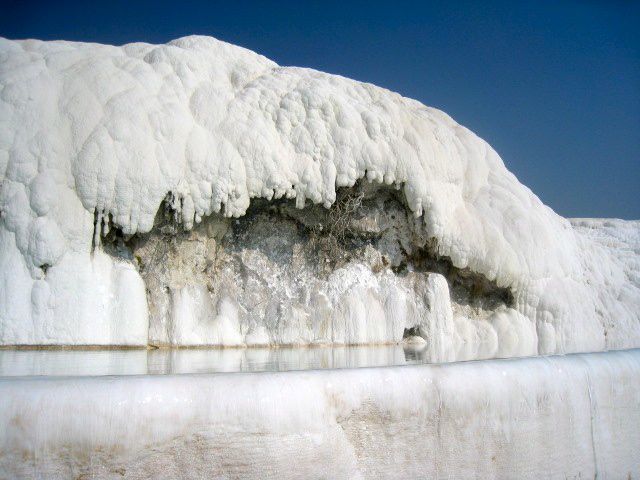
0, 36, 638, 348
1, 350, 639, 478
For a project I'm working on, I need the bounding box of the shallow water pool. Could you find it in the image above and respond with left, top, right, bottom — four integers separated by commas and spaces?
0, 343, 459, 376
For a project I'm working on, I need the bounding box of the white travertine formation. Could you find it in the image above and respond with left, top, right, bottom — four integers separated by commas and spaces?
1, 350, 638, 478
0, 36, 638, 352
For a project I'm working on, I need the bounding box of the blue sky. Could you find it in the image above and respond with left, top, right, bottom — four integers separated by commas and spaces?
2, 0, 638, 218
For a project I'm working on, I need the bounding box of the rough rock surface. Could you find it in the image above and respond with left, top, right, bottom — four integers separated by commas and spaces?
0, 36, 638, 357
130, 183, 522, 360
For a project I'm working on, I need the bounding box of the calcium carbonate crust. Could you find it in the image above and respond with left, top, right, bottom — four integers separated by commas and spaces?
0, 36, 638, 354
2, 351, 639, 478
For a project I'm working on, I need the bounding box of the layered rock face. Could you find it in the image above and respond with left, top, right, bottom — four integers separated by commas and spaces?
127, 183, 524, 360
0, 36, 638, 357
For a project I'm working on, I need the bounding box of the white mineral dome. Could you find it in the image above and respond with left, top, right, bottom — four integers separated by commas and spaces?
0, 36, 638, 355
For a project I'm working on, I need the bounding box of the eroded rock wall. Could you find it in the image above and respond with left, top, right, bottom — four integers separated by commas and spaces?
120, 184, 535, 361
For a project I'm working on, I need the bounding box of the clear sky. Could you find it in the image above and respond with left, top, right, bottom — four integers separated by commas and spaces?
2, 0, 638, 218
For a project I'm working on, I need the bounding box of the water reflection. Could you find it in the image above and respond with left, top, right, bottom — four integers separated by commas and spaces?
0, 344, 451, 376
